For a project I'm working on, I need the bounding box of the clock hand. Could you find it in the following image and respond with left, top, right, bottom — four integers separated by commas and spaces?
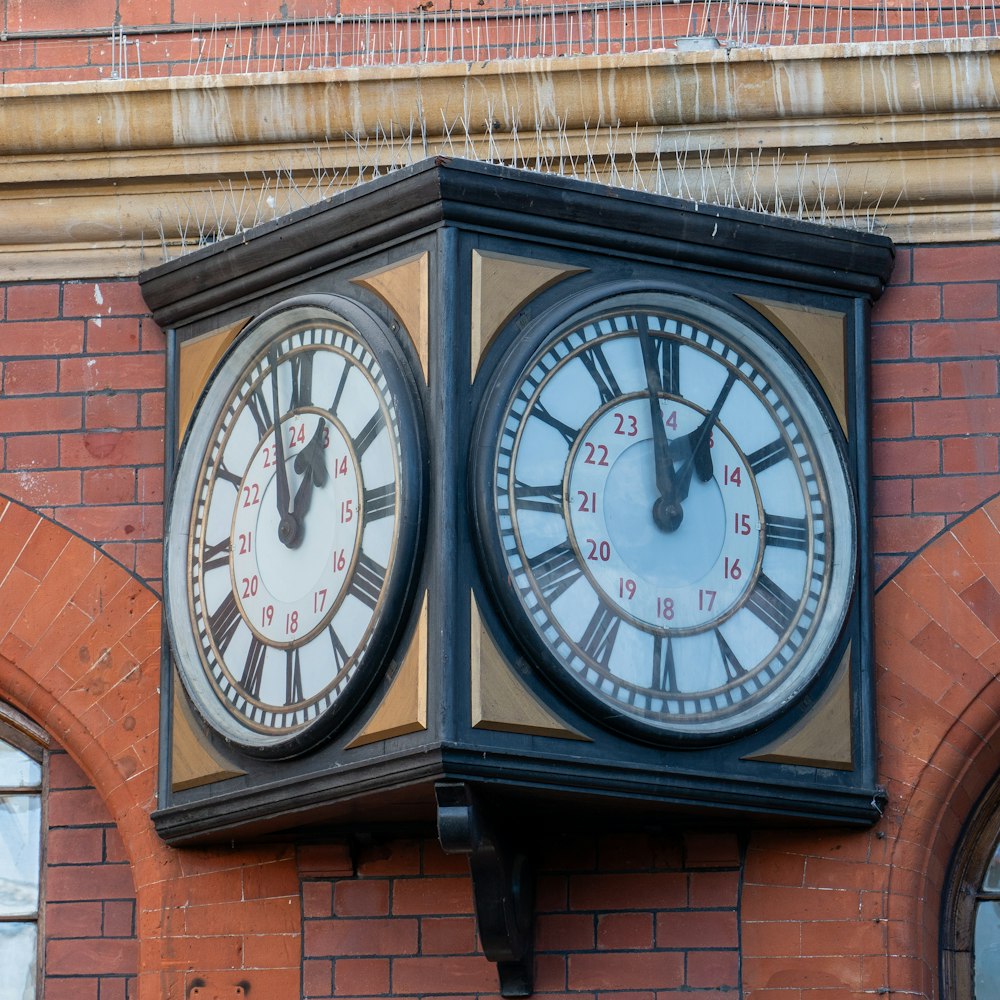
268, 349, 299, 548
673, 369, 738, 503
636, 317, 683, 533
290, 418, 329, 539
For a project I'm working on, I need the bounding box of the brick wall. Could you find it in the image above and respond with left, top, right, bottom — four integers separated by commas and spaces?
870, 246, 1000, 586
302, 834, 741, 998
0, 281, 165, 591
0, 0, 992, 84
45, 749, 139, 1000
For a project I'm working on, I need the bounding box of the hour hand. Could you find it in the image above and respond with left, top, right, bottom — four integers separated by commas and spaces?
268, 350, 299, 548
290, 418, 329, 535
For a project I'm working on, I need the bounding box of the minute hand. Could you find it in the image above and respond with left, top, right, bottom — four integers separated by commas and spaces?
674, 370, 737, 502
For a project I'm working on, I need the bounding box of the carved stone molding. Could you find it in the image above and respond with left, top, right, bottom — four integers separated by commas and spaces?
0, 38, 995, 279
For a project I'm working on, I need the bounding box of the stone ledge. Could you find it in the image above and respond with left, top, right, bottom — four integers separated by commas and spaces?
1, 39, 995, 279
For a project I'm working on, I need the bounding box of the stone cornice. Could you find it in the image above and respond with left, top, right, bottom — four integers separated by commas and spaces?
1, 38, 996, 280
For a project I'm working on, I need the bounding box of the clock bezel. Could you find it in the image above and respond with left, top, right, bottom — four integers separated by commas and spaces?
471, 280, 858, 747
165, 293, 426, 759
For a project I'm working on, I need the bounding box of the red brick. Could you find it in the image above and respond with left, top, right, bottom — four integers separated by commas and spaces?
871, 401, 912, 439
684, 832, 740, 866
4, 433, 59, 469
870, 361, 939, 400
59, 429, 163, 468
59, 354, 164, 392
46, 900, 103, 938
913, 473, 1000, 514
913, 245, 1000, 283
392, 877, 473, 915
912, 320, 1000, 359
103, 899, 136, 937
943, 282, 998, 319
0, 321, 84, 356
536, 913, 595, 952
140, 390, 165, 426
48, 826, 104, 864
419, 915, 479, 955
685, 949, 740, 988
81, 468, 136, 505
941, 358, 998, 397
570, 872, 687, 910
46, 864, 136, 903
63, 281, 148, 319
302, 881, 333, 918
303, 958, 334, 997
0, 395, 81, 433
43, 979, 99, 1000
869, 323, 912, 360
871, 282, 940, 322
871, 439, 940, 476
304, 917, 418, 956
688, 870, 740, 908
334, 879, 390, 917
568, 951, 685, 990
6, 0, 117, 32
597, 911, 653, 949
873, 477, 912, 516
54, 503, 162, 541
3, 359, 58, 394
86, 393, 139, 430
0, 470, 81, 506
390, 955, 498, 994
7, 284, 60, 320
914, 397, 1000, 436
656, 910, 738, 949
86, 318, 141, 354
335, 957, 390, 995
943, 436, 999, 474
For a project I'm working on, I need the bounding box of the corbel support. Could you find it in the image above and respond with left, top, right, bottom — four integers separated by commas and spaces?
435, 781, 535, 997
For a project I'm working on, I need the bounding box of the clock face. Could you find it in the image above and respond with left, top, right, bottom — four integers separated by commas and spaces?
473, 290, 856, 743
166, 298, 424, 756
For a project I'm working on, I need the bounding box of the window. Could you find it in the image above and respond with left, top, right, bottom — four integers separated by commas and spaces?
0, 709, 45, 1000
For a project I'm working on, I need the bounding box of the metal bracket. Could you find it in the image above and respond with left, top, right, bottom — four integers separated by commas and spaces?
435, 781, 535, 997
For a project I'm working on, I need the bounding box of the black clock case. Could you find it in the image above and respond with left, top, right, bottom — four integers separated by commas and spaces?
142, 157, 894, 848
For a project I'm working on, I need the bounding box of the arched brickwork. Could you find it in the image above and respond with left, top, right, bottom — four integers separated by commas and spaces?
742, 494, 1000, 999
0, 495, 301, 999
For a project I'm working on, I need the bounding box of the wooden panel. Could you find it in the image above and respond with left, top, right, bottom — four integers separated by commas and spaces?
471, 250, 586, 381
470, 593, 589, 740
352, 253, 430, 383
171, 672, 245, 792
346, 594, 428, 748
743, 646, 853, 770
177, 318, 249, 441
741, 295, 849, 434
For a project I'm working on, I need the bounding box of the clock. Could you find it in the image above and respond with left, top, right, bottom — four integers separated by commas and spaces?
472, 285, 857, 744
165, 296, 425, 757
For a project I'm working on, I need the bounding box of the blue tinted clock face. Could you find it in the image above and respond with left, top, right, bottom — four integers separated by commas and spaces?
474, 290, 856, 743
166, 298, 423, 756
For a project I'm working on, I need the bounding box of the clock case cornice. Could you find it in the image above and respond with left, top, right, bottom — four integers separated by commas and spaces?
140, 156, 893, 333
149, 157, 890, 845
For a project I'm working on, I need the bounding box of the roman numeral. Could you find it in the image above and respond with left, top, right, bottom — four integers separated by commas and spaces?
285, 648, 303, 705
748, 437, 789, 475
348, 553, 387, 609
745, 574, 799, 635
364, 483, 396, 521
207, 591, 242, 654
246, 383, 273, 438
716, 629, 747, 682
528, 542, 583, 604
240, 635, 267, 699
579, 345, 622, 405
578, 605, 621, 668
289, 351, 315, 410
654, 335, 681, 395
354, 410, 384, 457
651, 634, 677, 691
328, 625, 349, 670
202, 537, 231, 573
764, 514, 809, 550
216, 461, 243, 490
329, 360, 351, 413
531, 401, 579, 446
513, 480, 563, 515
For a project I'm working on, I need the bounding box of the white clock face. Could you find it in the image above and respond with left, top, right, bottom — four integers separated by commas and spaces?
166, 300, 422, 754
475, 291, 856, 742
